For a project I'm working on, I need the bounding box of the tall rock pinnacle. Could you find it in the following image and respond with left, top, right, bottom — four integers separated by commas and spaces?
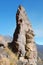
8, 5, 37, 65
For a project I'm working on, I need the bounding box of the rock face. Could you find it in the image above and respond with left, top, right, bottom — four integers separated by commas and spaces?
8, 5, 37, 65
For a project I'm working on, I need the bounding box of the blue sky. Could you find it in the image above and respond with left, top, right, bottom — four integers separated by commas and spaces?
0, 0, 43, 45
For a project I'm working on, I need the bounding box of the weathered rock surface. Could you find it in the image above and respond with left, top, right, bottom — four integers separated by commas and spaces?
8, 5, 37, 65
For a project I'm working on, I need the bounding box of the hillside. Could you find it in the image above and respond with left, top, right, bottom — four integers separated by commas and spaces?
0, 35, 43, 65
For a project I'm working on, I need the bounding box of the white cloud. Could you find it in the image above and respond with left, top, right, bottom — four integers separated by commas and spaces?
34, 28, 43, 38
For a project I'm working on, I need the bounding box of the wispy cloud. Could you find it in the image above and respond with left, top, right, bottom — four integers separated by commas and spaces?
34, 28, 43, 38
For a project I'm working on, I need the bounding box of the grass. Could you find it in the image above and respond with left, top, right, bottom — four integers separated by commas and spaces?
0, 47, 18, 65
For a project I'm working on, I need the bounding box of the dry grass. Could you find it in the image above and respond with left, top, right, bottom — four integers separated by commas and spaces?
0, 57, 17, 65
0, 47, 18, 65
4, 47, 18, 60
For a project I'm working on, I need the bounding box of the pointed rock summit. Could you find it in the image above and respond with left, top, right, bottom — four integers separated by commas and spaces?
8, 5, 37, 65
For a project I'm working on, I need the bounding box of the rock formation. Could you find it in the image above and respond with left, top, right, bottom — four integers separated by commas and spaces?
8, 5, 37, 65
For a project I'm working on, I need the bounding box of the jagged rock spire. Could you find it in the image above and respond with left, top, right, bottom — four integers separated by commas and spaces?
8, 5, 37, 65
